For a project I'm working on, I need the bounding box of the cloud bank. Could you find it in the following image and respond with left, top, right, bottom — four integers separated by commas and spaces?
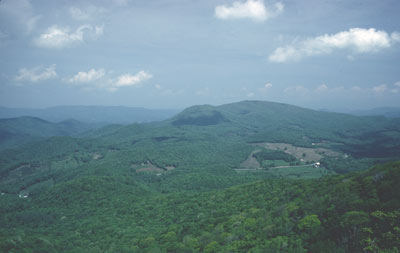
215, 0, 283, 22
269, 28, 400, 62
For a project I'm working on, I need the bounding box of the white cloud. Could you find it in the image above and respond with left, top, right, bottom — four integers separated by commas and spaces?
215, 0, 283, 22
113, 71, 152, 88
394, 81, 400, 87
351, 86, 362, 91
316, 84, 328, 92
269, 28, 400, 62
269, 46, 300, 62
70, 7, 90, 21
264, 82, 273, 88
95, 25, 104, 36
259, 82, 273, 94
372, 84, 387, 93
246, 92, 255, 97
69, 69, 105, 83
155, 84, 162, 89
391, 32, 400, 43
34, 24, 103, 49
15, 65, 57, 83
69, 6, 107, 21
66, 69, 152, 91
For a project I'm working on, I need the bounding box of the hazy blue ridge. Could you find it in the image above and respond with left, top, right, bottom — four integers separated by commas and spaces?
0, 106, 181, 125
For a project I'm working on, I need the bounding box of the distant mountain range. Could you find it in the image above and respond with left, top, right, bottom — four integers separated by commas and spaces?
320, 107, 400, 118
0, 106, 180, 124
349, 107, 400, 118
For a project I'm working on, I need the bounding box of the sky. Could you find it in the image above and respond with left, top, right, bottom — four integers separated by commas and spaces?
0, 0, 400, 110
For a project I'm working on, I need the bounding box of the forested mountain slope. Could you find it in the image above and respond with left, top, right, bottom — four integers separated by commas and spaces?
1, 100, 400, 195
0, 116, 95, 150
1, 161, 399, 252
1, 100, 400, 252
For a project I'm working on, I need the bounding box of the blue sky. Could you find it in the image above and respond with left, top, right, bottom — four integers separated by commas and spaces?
0, 0, 399, 110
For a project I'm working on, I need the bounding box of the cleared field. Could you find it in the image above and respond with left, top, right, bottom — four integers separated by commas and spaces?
252, 142, 341, 162
239, 149, 262, 169
262, 159, 290, 168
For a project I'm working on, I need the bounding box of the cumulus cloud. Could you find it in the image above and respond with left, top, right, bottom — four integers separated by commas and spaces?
34, 24, 103, 49
372, 84, 387, 93
269, 28, 400, 62
215, 0, 283, 22
67, 69, 152, 91
15, 64, 57, 83
69, 69, 105, 83
113, 71, 152, 88
316, 84, 328, 92
259, 82, 273, 93
264, 82, 273, 88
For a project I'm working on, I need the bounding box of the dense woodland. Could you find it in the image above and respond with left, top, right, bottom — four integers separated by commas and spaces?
1, 162, 399, 252
0, 101, 400, 252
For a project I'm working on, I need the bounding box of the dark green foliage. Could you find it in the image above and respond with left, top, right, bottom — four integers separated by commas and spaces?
1, 162, 399, 252
253, 149, 296, 164
1, 100, 400, 252
172, 108, 227, 126
0, 116, 96, 150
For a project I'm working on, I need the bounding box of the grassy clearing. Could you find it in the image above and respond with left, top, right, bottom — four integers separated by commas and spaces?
253, 142, 341, 162
262, 159, 290, 167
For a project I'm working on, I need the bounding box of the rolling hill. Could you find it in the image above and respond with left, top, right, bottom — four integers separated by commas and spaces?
0, 100, 400, 252
1, 100, 400, 193
0, 116, 96, 150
